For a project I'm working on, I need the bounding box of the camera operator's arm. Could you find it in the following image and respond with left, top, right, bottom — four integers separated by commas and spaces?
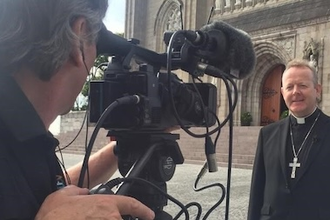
67, 141, 118, 188
35, 185, 155, 220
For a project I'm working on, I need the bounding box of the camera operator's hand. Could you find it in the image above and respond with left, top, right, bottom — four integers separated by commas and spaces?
35, 185, 155, 220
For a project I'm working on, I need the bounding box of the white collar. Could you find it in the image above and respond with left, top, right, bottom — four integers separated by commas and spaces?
290, 107, 317, 124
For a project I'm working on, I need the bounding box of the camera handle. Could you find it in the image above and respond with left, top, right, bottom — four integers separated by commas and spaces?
111, 132, 184, 220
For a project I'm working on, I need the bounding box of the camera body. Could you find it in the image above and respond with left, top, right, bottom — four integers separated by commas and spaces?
89, 58, 217, 131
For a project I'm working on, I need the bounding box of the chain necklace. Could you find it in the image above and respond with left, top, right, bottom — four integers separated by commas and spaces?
288, 112, 320, 179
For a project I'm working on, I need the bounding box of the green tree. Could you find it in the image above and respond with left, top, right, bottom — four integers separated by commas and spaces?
81, 53, 112, 97
73, 32, 124, 110
94, 54, 109, 70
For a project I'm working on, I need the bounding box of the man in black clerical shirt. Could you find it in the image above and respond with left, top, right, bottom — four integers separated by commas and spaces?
248, 59, 330, 220
0, 1, 155, 220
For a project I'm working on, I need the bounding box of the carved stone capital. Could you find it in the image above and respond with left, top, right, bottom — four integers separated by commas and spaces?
303, 38, 320, 67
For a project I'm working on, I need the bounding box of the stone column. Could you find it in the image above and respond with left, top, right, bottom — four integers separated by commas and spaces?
215, 0, 222, 9
225, 0, 231, 12
235, 0, 242, 9
246, 0, 253, 6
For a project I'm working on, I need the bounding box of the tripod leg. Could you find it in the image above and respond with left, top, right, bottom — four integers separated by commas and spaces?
115, 144, 158, 195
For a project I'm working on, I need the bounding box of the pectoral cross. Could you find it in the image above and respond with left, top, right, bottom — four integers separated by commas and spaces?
289, 157, 300, 179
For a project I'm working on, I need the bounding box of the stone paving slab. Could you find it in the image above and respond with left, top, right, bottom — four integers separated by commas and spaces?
58, 153, 252, 220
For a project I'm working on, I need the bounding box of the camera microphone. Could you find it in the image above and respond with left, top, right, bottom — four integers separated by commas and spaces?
185, 20, 256, 79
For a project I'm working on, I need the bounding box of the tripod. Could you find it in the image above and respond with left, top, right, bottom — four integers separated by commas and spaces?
109, 131, 184, 220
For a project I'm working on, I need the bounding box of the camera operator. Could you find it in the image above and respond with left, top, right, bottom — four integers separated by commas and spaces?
0, 0, 154, 219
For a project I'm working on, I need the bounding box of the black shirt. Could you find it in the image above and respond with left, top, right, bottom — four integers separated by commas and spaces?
0, 75, 66, 219
286, 108, 320, 186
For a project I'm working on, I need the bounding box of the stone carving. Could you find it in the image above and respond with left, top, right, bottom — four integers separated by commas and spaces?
303, 38, 319, 71
274, 37, 295, 59
165, 7, 182, 31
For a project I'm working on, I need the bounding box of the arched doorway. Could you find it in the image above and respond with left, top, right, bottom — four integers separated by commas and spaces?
240, 39, 292, 126
260, 64, 286, 126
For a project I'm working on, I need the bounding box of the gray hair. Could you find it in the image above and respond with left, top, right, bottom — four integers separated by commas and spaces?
284, 58, 319, 86
0, 0, 108, 80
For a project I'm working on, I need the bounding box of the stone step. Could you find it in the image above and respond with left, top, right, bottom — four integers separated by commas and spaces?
55, 126, 261, 169
183, 160, 253, 170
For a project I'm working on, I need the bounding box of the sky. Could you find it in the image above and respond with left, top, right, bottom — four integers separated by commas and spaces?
103, 0, 126, 34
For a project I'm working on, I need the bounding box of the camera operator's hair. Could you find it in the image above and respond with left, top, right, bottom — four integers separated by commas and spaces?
0, 0, 108, 80
284, 58, 318, 86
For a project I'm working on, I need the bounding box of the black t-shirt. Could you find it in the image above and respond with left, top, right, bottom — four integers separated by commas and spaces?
0, 75, 66, 219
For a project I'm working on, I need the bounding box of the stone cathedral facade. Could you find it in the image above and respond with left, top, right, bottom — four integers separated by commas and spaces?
125, 0, 330, 126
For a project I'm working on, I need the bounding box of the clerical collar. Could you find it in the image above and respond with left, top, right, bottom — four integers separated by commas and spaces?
290, 108, 319, 125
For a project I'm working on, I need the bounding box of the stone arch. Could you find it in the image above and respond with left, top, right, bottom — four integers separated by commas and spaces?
153, 0, 183, 53
240, 40, 292, 125
254, 41, 292, 63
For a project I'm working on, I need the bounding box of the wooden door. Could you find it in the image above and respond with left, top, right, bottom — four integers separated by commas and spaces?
260, 65, 284, 126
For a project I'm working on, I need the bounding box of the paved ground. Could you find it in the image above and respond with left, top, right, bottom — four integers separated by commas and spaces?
58, 153, 252, 220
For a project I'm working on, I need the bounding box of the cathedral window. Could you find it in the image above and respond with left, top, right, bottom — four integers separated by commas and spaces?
165, 7, 182, 31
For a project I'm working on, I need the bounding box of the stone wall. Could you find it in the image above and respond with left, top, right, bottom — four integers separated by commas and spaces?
124, 0, 330, 126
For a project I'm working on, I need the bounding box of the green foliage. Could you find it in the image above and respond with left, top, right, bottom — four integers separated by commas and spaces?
71, 106, 80, 111
81, 74, 103, 97
280, 110, 289, 119
80, 54, 110, 97
94, 54, 109, 69
241, 111, 252, 126
80, 104, 88, 111
74, 33, 123, 111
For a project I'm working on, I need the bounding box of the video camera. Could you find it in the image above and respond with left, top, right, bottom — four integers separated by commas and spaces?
81, 20, 256, 220
88, 25, 218, 131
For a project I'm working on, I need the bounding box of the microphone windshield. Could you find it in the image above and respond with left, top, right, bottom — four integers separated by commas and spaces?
200, 20, 256, 79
